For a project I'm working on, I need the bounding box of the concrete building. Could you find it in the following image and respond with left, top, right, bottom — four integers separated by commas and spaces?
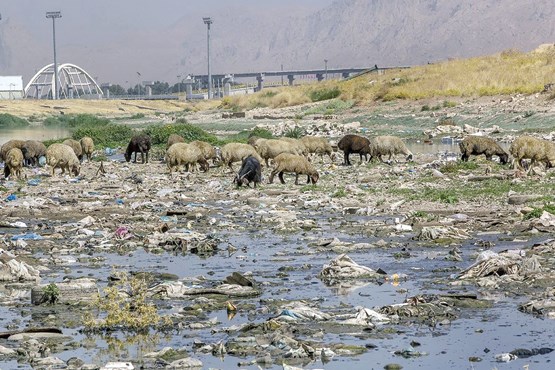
0, 76, 24, 99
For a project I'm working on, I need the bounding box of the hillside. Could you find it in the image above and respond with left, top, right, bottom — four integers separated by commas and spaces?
1, 0, 554, 85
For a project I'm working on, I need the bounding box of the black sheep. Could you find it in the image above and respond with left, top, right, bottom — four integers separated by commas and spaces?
124, 135, 151, 164
337, 134, 371, 165
234, 155, 262, 188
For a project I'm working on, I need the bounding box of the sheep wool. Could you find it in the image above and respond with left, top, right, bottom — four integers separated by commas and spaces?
459, 136, 508, 164
165, 142, 209, 175
46, 143, 81, 176
510, 136, 555, 170
268, 153, 319, 185
4, 147, 24, 179
368, 135, 413, 163
80, 137, 95, 161
221, 143, 263, 171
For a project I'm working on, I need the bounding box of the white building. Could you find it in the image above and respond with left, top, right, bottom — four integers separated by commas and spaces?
0, 76, 24, 99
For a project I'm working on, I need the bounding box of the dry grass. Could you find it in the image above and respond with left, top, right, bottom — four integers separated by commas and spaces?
341, 46, 555, 102
0, 98, 219, 118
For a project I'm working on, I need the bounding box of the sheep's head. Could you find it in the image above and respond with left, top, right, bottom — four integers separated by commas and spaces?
499, 153, 509, 165
71, 164, 81, 176
310, 171, 319, 184
124, 152, 131, 162
199, 159, 210, 172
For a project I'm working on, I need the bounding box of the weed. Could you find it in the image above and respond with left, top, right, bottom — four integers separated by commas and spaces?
421, 105, 430, 111
284, 127, 305, 138
523, 204, 555, 220
130, 113, 145, 119
440, 161, 479, 173
141, 123, 220, 146
42, 283, 60, 304
439, 192, 459, 204
83, 271, 171, 333
300, 184, 321, 193
73, 124, 134, 149
443, 100, 457, 108
0, 113, 29, 128
309, 86, 341, 102
332, 187, 347, 198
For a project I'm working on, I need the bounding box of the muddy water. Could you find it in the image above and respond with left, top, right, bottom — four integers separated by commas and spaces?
0, 126, 70, 147
2, 199, 552, 370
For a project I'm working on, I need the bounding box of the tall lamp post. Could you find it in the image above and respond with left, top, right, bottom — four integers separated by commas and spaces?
46, 11, 62, 100
324, 59, 328, 80
203, 17, 213, 99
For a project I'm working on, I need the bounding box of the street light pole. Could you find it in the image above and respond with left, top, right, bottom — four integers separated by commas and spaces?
203, 17, 213, 99
46, 11, 62, 100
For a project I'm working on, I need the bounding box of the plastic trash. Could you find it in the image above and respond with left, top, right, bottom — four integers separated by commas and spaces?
100, 362, 134, 370
38, 156, 47, 166
9, 221, 27, 228
27, 178, 41, 186
11, 233, 43, 241
6, 194, 17, 201
116, 199, 124, 205
104, 148, 117, 156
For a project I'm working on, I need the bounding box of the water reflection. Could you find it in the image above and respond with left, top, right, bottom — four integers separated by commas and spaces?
0, 127, 70, 146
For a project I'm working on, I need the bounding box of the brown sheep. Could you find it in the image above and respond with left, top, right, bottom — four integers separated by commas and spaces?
268, 153, 319, 185
337, 134, 371, 165
459, 136, 508, 164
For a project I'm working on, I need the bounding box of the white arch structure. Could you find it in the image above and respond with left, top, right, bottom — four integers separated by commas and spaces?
24, 63, 103, 99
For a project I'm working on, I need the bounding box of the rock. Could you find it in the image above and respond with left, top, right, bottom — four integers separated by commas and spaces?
166, 357, 203, 369
508, 194, 541, 205
31, 278, 99, 305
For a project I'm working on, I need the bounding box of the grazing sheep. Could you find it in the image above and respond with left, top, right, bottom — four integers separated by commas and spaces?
368, 135, 413, 163
337, 134, 371, 165
165, 142, 209, 175
125, 135, 151, 164
46, 143, 81, 177
80, 136, 95, 162
190, 140, 218, 163
247, 135, 263, 147
63, 139, 83, 161
3, 148, 24, 179
254, 138, 304, 166
21, 140, 47, 167
459, 136, 508, 164
234, 155, 262, 188
268, 153, 319, 185
167, 134, 185, 149
509, 136, 555, 170
301, 136, 335, 163
279, 137, 309, 157
221, 143, 263, 172
0, 139, 25, 162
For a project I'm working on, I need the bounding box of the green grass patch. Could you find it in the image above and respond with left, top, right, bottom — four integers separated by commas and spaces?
141, 123, 220, 146
44, 113, 111, 128
523, 204, 555, 220
0, 113, 29, 128
440, 161, 479, 173
309, 86, 341, 102
73, 124, 134, 149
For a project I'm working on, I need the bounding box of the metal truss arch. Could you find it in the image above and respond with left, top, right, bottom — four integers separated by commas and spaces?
24, 63, 103, 99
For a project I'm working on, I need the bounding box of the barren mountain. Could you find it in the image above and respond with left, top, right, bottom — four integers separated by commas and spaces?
1, 0, 554, 85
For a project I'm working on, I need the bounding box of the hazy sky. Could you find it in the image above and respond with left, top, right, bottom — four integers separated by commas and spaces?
1, 0, 334, 85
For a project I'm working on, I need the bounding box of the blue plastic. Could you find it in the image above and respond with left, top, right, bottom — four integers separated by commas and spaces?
6, 194, 17, 201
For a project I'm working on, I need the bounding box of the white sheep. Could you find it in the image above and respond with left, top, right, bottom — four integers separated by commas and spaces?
368, 135, 413, 163
268, 153, 319, 185
279, 137, 309, 157
254, 138, 304, 166
46, 143, 81, 177
167, 134, 185, 149
165, 142, 209, 176
459, 136, 509, 164
221, 143, 263, 172
509, 136, 555, 171
190, 140, 218, 163
63, 139, 83, 161
301, 136, 335, 163
3, 148, 24, 179
80, 137, 95, 162
1, 139, 25, 162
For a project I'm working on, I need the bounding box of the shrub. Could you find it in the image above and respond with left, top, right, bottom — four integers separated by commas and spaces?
141, 123, 219, 146
309, 86, 341, 102
42, 283, 60, 305
83, 271, 171, 333
73, 124, 134, 148
44, 113, 111, 128
284, 126, 305, 138
0, 113, 29, 128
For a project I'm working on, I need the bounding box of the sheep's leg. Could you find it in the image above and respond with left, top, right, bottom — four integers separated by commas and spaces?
343, 151, 350, 165
145, 151, 149, 164
278, 171, 285, 184
294, 173, 300, 185
268, 170, 277, 184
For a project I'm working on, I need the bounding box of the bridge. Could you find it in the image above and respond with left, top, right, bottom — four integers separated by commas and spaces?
184, 65, 408, 98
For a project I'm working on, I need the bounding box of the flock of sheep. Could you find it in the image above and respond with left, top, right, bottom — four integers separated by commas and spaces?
1, 131, 554, 185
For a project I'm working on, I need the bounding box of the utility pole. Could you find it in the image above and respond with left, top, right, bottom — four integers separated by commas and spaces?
203, 17, 213, 99
177, 75, 181, 96
46, 11, 62, 100
324, 59, 328, 80
281, 64, 284, 86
